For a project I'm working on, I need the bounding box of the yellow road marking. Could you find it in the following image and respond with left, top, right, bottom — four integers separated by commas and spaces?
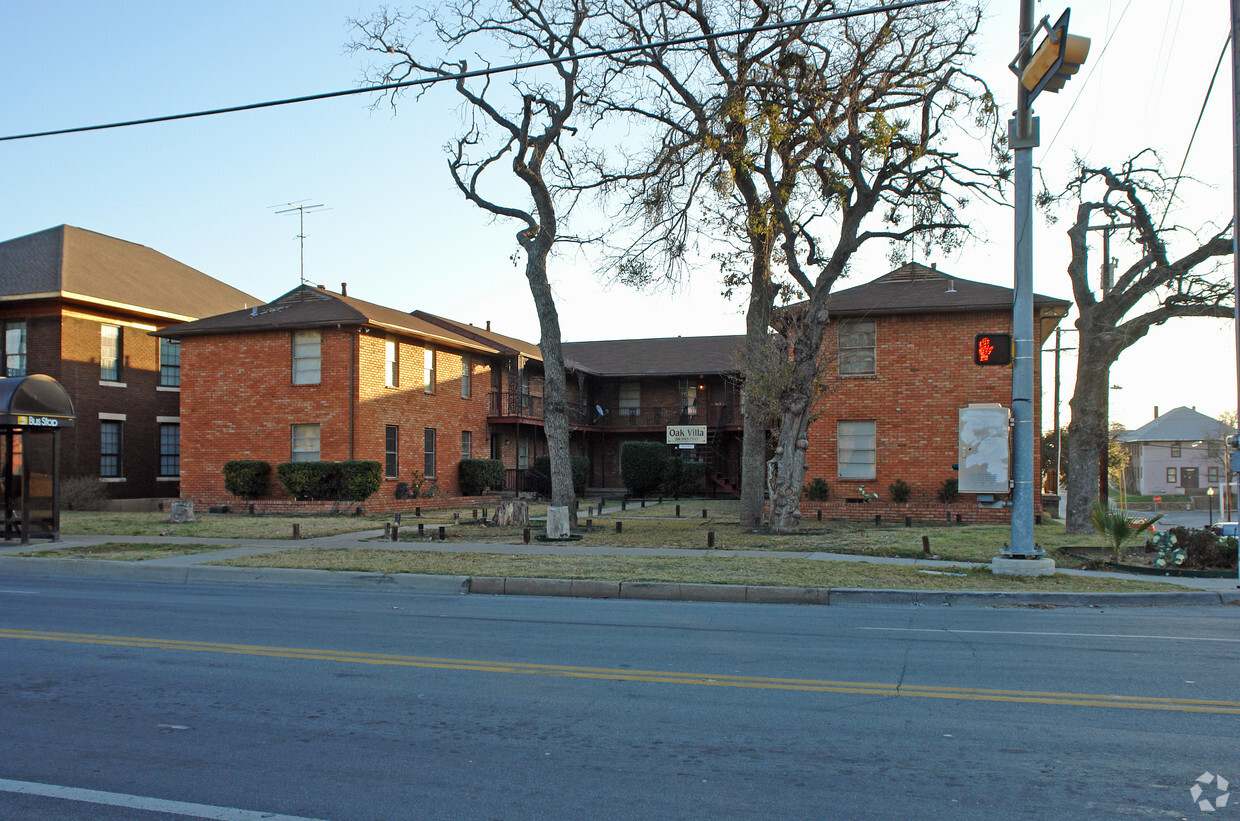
3, 628, 1237, 714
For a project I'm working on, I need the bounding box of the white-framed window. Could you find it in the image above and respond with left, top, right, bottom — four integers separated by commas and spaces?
292, 424, 321, 462
384, 339, 398, 388
385, 425, 398, 478
619, 382, 641, 418
101, 324, 122, 382
100, 420, 123, 477
159, 338, 181, 387
159, 423, 180, 477
424, 428, 436, 478
838, 420, 877, 480
461, 430, 472, 460
838, 319, 876, 376
1208, 466, 1220, 483
424, 347, 436, 394
461, 354, 471, 399
1170, 443, 1182, 458
1166, 467, 1177, 484
517, 438, 529, 470
292, 331, 321, 385
3, 320, 26, 377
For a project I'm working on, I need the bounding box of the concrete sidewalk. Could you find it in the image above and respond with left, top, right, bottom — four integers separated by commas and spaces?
1, 527, 1237, 608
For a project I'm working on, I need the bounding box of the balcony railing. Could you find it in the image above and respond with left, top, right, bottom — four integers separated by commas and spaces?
488, 392, 738, 429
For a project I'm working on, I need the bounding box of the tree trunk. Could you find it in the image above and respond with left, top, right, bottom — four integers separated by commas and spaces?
1064, 317, 1114, 534
524, 254, 577, 526
768, 301, 831, 532
739, 258, 779, 527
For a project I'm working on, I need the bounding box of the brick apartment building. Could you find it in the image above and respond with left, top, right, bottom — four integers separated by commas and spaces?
162, 262, 1067, 516
791, 263, 1069, 504
0, 226, 256, 500
157, 284, 511, 508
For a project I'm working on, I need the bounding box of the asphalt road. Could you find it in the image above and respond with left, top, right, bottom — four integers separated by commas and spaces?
1, 576, 1236, 820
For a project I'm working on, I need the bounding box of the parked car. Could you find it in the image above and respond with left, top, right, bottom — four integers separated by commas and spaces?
1210, 522, 1239, 537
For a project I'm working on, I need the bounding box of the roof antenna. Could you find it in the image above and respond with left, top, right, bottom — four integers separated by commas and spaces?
271, 200, 328, 285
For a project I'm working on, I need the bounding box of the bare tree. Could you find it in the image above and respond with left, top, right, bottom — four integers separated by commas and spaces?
596, 0, 1004, 531
350, 0, 597, 525
1041, 151, 1233, 533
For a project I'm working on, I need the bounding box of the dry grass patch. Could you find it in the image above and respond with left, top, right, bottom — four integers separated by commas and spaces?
18, 543, 224, 562
214, 548, 1169, 592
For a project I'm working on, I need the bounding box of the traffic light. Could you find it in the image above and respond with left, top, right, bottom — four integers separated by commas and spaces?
974, 333, 1012, 366
1021, 9, 1091, 102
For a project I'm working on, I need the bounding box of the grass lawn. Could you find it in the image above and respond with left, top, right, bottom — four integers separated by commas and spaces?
211, 548, 1170, 592
18, 543, 226, 562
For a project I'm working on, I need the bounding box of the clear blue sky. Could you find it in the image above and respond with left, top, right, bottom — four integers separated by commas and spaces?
1, 0, 1234, 430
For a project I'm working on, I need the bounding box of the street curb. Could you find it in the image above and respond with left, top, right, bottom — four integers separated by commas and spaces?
2, 557, 1236, 607
467, 576, 1240, 607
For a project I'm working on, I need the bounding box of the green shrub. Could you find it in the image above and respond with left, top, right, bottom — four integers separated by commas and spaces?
662, 458, 707, 497
223, 460, 271, 499
531, 455, 590, 497
340, 461, 382, 501
937, 478, 959, 504
459, 459, 505, 496
276, 461, 344, 500
889, 479, 911, 503
803, 478, 830, 502
620, 441, 667, 496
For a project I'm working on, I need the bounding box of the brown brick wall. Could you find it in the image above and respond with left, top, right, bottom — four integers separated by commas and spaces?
181, 327, 494, 507
804, 310, 1045, 504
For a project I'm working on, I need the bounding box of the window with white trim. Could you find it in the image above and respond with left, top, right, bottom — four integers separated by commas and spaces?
3, 320, 26, 377
461, 354, 471, 399
837, 420, 877, 480
101, 325, 122, 381
292, 424, 321, 462
292, 331, 321, 385
461, 430, 472, 460
424, 347, 436, 394
384, 339, 398, 388
159, 338, 181, 387
385, 425, 398, 478
424, 428, 436, 478
838, 319, 876, 376
100, 420, 122, 477
159, 423, 180, 476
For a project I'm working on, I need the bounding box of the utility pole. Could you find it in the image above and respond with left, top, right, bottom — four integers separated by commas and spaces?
1084, 218, 1133, 503
1007, 0, 1039, 558
1050, 328, 1076, 497
1005, 5, 1088, 560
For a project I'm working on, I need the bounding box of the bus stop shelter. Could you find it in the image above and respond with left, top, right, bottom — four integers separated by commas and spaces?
0, 374, 75, 543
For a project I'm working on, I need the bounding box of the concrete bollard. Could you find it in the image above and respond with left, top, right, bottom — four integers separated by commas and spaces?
707, 531, 715, 548
292, 523, 300, 539
922, 535, 931, 556
616, 521, 622, 534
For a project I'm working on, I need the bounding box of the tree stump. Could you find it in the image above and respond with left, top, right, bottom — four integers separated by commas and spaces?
169, 500, 195, 524
491, 500, 530, 527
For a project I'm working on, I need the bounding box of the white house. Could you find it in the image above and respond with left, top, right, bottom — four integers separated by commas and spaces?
1116, 406, 1234, 496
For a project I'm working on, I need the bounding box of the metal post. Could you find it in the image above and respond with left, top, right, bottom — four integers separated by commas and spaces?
1009, 0, 1039, 557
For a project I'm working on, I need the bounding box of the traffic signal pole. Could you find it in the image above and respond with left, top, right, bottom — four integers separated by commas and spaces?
1008, 0, 1039, 558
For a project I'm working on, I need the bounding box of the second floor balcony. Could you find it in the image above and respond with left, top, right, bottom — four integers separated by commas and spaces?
488, 391, 740, 431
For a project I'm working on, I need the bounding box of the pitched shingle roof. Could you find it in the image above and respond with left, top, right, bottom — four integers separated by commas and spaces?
156, 285, 498, 353
1116, 406, 1234, 443
411, 311, 544, 360
562, 336, 746, 377
786, 262, 1070, 317
0, 225, 257, 320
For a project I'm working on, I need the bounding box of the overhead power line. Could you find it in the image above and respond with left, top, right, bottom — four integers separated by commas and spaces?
0, 0, 943, 144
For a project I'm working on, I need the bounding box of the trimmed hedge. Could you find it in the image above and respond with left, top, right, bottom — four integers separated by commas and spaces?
621, 441, 666, 497
223, 460, 271, 499
340, 461, 383, 501
531, 455, 590, 497
459, 458, 505, 496
662, 458, 707, 497
277, 461, 342, 500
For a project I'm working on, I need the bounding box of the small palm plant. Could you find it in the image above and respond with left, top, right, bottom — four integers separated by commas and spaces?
1090, 500, 1162, 561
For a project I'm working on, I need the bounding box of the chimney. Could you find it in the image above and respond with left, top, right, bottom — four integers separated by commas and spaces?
931, 262, 937, 271
486, 321, 491, 331
340, 283, 348, 296
1154, 406, 1159, 418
